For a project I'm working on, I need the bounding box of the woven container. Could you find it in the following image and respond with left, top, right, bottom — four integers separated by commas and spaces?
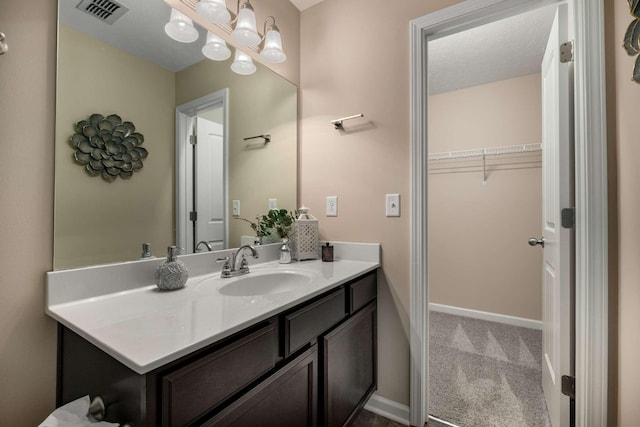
291, 208, 319, 260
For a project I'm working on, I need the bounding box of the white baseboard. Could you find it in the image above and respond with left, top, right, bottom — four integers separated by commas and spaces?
364, 393, 410, 426
429, 303, 542, 330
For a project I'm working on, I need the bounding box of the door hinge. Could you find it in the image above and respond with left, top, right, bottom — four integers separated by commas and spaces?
562, 375, 575, 399
560, 41, 574, 63
189, 211, 197, 222
561, 207, 575, 229
190, 135, 197, 145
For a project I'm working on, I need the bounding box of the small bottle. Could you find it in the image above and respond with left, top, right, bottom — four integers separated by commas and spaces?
279, 238, 292, 264
140, 243, 155, 260
322, 242, 334, 262
155, 246, 188, 291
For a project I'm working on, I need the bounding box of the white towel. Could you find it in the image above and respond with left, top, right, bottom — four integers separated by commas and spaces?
38, 396, 119, 427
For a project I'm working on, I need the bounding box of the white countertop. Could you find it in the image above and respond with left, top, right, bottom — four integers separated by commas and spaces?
46, 243, 380, 374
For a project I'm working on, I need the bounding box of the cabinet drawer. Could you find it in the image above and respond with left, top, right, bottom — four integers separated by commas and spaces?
284, 288, 346, 356
349, 271, 376, 314
203, 345, 318, 427
162, 323, 276, 426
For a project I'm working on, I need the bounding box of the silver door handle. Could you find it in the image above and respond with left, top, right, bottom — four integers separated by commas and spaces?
528, 237, 545, 248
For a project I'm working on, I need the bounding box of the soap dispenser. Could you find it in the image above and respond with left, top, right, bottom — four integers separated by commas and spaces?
155, 246, 188, 291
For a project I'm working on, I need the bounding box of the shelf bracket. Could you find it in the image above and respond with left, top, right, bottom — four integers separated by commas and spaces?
482, 150, 487, 184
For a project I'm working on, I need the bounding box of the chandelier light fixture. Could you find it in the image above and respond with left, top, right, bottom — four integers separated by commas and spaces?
164, 0, 287, 75
195, 0, 231, 24
202, 31, 232, 61
165, 0, 287, 75
230, 1, 261, 47
230, 49, 257, 75
260, 16, 286, 64
164, 9, 199, 43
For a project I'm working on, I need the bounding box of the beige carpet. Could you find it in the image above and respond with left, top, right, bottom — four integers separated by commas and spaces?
429, 311, 550, 427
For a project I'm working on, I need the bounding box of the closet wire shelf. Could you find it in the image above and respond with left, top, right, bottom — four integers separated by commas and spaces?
428, 143, 542, 161
428, 143, 542, 183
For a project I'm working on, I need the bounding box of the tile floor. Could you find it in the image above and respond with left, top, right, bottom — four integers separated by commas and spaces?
351, 409, 453, 427
351, 410, 406, 427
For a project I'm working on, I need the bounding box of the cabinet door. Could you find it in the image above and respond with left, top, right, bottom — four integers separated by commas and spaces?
162, 323, 276, 426
322, 302, 377, 427
204, 346, 318, 427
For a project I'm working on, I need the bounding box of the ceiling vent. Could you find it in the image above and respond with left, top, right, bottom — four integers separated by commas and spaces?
76, 0, 129, 25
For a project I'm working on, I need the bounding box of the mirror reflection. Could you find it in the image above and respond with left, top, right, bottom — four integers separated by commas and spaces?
54, 0, 297, 270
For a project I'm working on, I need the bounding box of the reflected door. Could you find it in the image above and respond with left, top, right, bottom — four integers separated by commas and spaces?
194, 116, 226, 251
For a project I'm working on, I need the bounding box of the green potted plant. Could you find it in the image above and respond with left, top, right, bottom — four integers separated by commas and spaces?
236, 215, 271, 245
236, 209, 297, 246
262, 209, 296, 264
262, 209, 296, 240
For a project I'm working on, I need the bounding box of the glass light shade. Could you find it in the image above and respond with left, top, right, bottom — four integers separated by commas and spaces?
196, 0, 231, 24
231, 7, 261, 47
202, 32, 231, 61
230, 50, 256, 75
165, 9, 199, 43
260, 29, 286, 63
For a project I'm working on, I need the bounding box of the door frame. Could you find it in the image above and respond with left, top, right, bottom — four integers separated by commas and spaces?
408, 0, 608, 426
176, 89, 229, 253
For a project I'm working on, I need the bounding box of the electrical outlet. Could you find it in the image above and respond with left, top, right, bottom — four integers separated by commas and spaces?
326, 196, 338, 217
386, 194, 400, 217
268, 198, 278, 210
232, 200, 240, 216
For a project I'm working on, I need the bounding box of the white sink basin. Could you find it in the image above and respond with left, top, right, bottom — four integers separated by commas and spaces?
196, 269, 317, 297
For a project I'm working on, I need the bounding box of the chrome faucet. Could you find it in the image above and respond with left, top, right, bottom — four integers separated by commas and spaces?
217, 245, 259, 278
196, 241, 214, 252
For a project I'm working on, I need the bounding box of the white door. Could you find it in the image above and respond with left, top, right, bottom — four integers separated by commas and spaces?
194, 116, 226, 251
540, 5, 572, 427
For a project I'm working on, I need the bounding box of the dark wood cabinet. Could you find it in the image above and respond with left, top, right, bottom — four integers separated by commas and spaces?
284, 287, 346, 356
57, 269, 377, 427
161, 323, 277, 426
348, 272, 376, 314
204, 346, 318, 427
322, 302, 377, 427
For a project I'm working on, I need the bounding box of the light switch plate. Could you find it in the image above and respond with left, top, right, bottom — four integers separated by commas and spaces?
386, 194, 400, 217
326, 196, 338, 217
268, 198, 278, 210
232, 200, 240, 216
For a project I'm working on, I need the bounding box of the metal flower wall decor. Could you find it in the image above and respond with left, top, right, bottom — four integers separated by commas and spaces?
624, 0, 640, 83
70, 114, 148, 182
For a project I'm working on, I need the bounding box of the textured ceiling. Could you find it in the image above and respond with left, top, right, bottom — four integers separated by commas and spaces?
58, 0, 316, 72
428, 6, 557, 94
59, 0, 206, 72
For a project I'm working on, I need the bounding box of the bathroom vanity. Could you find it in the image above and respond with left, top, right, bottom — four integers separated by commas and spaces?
47, 243, 379, 426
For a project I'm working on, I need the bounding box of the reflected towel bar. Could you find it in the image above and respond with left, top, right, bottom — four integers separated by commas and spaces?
243, 134, 271, 143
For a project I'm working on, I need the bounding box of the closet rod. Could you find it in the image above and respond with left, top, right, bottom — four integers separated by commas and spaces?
428, 143, 542, 162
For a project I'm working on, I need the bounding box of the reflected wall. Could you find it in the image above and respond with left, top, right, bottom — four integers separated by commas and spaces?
54, 20, 297, 269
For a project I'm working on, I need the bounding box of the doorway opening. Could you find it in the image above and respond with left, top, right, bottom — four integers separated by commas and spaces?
426, 6, 556, 426
176, 89, 229, 254
409, 1, 608, 426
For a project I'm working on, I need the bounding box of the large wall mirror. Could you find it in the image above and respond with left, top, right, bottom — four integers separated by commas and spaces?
54, 0, 298, 270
